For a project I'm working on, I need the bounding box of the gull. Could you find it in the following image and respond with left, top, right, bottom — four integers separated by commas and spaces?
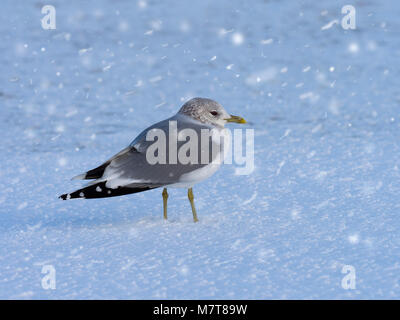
59, 97, 246, 222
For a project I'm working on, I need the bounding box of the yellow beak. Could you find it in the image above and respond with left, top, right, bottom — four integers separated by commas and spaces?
225, 115, 247, 124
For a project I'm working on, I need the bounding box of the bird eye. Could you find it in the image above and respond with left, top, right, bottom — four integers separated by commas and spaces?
210, 111, 218, 116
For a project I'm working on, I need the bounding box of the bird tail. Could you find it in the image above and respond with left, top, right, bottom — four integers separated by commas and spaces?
59, 182, 159, 200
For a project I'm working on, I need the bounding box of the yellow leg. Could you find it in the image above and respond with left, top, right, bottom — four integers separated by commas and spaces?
188, 188, 199, 222
162, 188, 168, 220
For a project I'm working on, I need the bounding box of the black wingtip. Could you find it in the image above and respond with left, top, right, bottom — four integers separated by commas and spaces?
58, 182, 161, 200
59, 194, 69, 200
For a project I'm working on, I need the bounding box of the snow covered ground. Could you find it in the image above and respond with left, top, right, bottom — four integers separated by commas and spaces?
1, 0, 399, 299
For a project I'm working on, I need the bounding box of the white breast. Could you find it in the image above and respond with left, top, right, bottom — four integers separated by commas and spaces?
169, 127, 230, 188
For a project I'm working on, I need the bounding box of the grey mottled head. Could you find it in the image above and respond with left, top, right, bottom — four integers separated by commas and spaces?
178, 97, 245, 127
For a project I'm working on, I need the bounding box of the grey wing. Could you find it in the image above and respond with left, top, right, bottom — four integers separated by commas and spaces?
73, 117, 178, 182
80, 114, 225, 189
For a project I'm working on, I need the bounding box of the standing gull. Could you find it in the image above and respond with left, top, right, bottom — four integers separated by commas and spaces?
59, 97, 246, 222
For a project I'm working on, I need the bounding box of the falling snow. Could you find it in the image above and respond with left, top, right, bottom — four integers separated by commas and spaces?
0, 0, 399, 299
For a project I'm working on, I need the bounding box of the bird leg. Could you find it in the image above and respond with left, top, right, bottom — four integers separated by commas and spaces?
162, 188, 168, 220
188, 188, 199, 222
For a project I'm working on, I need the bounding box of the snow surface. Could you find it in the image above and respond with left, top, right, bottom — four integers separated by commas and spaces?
1, 0, 400, 299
